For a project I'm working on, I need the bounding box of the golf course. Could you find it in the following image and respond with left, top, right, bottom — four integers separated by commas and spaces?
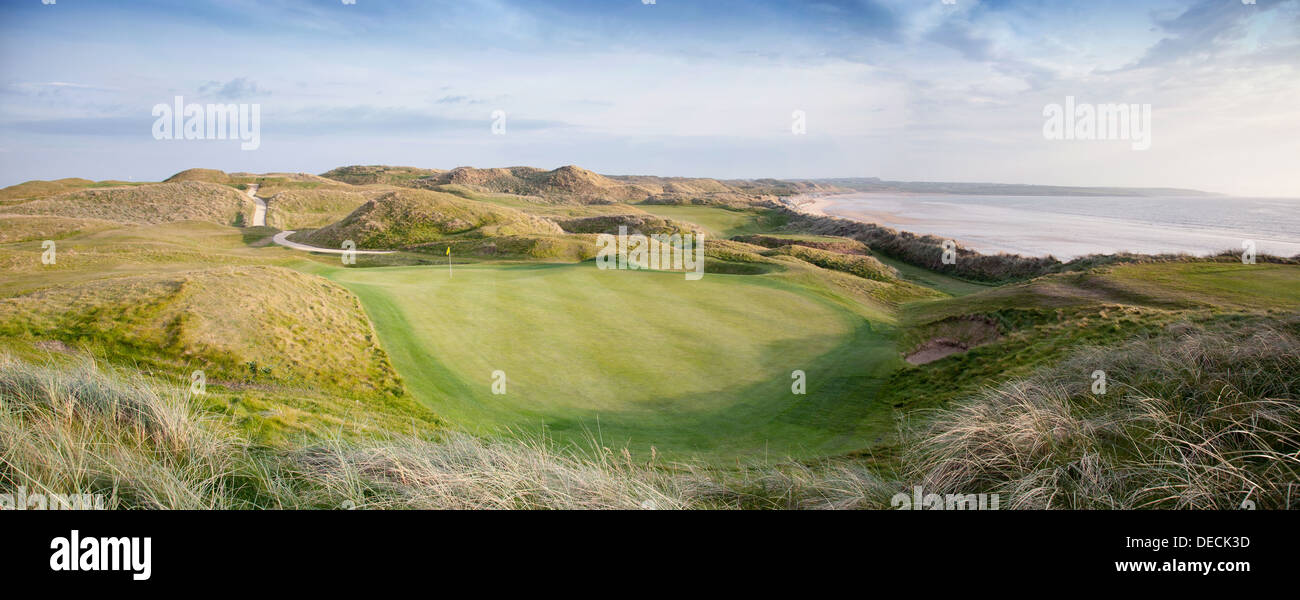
2, 165, 1298, 509
308, 260, 901, 459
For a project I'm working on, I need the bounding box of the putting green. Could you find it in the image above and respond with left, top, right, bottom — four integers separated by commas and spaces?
318, 262, 901, 460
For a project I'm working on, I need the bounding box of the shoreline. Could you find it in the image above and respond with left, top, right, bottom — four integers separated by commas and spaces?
786, 192, 1300, 260
787, 193, 837, 217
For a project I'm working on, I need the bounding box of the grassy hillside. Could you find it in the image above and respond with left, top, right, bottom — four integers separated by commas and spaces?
0, 266, 402, 398
908, 315, 1300, 508
320, 165, 444, 185
165, 168, 232, 184
413, 165, 646, 203
765, 244, 898, 282
0, 219, 437, 440
881, 261, 1300, 415
553, 213, 699, 235
0, 214, 120, 244
264, 188, 376, 229
3, 181, 255, 226
292, 188, 563, 249
636, 205, 789, 238
321, 164, 829, 207
0, 178, 155, 204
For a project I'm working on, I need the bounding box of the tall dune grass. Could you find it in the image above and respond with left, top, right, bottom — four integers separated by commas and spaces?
0, 355, 282, 509
906, 318, 1300, 509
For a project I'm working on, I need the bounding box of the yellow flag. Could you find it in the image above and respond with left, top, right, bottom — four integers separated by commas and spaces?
446, 247, 450, 256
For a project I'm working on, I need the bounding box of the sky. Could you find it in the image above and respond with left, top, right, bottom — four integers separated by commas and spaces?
0, 0, 1297, 196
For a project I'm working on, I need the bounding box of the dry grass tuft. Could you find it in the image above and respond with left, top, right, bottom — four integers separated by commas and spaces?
907, 318, 1300, 508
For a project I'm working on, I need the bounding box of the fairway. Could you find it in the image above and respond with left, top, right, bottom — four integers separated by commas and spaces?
635, 205, 784, 238
318, 262, 901, 459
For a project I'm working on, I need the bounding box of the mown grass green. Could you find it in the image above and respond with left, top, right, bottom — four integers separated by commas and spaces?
310, 261, 902, 460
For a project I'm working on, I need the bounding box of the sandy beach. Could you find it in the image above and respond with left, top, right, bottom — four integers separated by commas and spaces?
788, 194, 835, 217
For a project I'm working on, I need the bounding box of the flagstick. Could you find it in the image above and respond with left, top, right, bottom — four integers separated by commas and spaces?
447, 247, 452, 278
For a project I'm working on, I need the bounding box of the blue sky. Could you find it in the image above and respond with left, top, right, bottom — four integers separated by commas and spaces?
1, 0, 1297, 195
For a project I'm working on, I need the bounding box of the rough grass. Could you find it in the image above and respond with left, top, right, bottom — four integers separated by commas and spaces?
553, 213, 698, 236
0, 221, 282, 297
635, 205, 787, 238
0, 178, 153, 204
733, 233, 872, 255
324, 164, 829, 208
0, 266, 403, 400
4, 181, 254, 226
905, 317, 1300, 509
263, 188, 375, 230
766, 244, 899, 282
164, 168, 231, 184
293, 188, 563, 249
0, 355, 278, 509
0, 214, 120, 244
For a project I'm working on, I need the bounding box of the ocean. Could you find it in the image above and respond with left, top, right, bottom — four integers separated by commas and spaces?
817, 193, 1300, 259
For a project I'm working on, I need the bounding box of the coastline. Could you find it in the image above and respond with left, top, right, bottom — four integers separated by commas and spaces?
787, 193, 836, 217
785, 192, 1300, 260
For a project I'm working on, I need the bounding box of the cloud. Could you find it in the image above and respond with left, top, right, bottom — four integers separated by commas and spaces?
0, 81, 120, 97
271, 105, 570, 136
198, 77, 264, 100
1122, 0, 1292, 70
0, 116, 146, 136
926, 19, 995, 62
434, 95, 486, 105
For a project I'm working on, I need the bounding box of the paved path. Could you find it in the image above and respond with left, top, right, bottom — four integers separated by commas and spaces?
246, 184, 266, 226
250, 186, 395, 255
271, 230, 396, 255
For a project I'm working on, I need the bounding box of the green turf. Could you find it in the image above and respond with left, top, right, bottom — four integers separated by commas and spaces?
1106, 262, 1300, 309
753, 233, 855, 243
872, 254, 993, 297
310, 261, 902, 460
635, 205, 786, 239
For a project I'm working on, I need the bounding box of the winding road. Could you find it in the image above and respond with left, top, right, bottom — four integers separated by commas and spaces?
244, 183, 394, 255
246, 184, 266, 226
271, 230, 395, 255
